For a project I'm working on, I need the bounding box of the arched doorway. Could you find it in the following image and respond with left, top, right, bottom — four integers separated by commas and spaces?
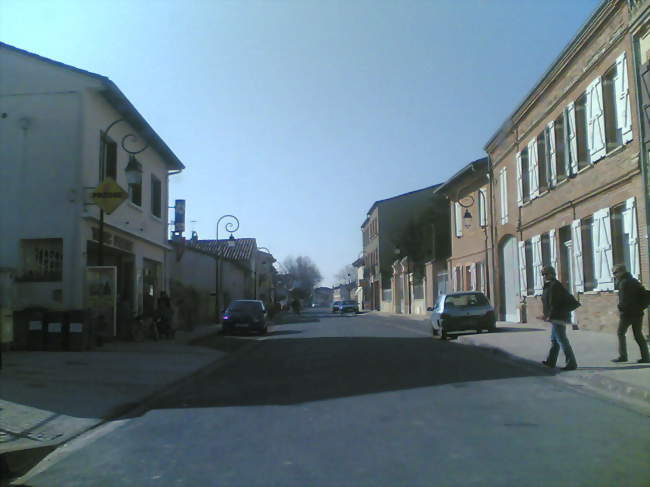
499, 235, 520, 322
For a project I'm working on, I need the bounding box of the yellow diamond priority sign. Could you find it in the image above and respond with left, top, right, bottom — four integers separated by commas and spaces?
92, 178, 128, 214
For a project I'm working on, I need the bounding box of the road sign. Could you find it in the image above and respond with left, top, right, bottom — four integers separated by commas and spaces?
92, 178, 128, 214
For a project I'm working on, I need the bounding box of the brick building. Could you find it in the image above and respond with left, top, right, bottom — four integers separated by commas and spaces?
485, 0, 646, 333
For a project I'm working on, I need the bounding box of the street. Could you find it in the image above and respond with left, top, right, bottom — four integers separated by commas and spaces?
15, 311, 650, 487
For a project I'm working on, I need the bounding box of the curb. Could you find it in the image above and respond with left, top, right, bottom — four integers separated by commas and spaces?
457, 336, 650, 413
1, 333, 261, 485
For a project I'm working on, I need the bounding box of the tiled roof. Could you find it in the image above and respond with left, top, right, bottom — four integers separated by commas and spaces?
188, 238, 257, 262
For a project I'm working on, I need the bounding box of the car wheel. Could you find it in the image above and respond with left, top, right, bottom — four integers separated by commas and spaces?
476, 329, 482, 334
259, 325, 268, 336
222, 325, 232, 335
441, 326, 448, 340
488, 324, 496, 333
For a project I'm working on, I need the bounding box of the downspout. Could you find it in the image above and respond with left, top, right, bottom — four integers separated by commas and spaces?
487, 155, 496, 304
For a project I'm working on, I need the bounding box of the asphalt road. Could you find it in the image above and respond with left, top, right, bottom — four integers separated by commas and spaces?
15, 311, 650, 487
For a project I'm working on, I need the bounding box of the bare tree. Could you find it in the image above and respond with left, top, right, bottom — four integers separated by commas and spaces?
283, 256, 323, 298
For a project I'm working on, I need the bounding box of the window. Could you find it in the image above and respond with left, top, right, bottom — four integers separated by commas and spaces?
499, 167, 508, 224
151, 175, 162, 218
520, 147, 530, 203
603, 65, 620, 150
552, 115, 567, 183
537, 133, 548, 193
99, 133, 117, 181
611, 203, 629, 270
128, 158, 142, 207
541, 233, 551, 268
581, 216, 595, 291
525, 239, 534, 296
20, 239, 63, 281
575, 94, 589, 171
454, 202, 462, 237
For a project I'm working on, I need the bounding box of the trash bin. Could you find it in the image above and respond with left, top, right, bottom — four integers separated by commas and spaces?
45, 311, 66, 351
67, 309, 89, 351
27, 315, 45, 351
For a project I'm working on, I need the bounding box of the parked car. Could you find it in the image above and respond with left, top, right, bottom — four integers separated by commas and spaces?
222, 299, 268, 335
429, 292, 496, 339
332, 301, 342, 313
339, 300, 359, 314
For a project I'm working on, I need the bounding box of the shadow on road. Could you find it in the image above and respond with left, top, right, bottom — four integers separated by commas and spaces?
151, 336, 556, 411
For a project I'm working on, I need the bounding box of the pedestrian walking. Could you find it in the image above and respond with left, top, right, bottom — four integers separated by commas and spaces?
611, 264, 650, 364
537, 266, 578, 371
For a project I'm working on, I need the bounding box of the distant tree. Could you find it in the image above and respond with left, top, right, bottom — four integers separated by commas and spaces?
283, 256, 323, 298
334, 264, 357, 285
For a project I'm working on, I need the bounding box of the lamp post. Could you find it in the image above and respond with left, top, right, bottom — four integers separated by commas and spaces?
215, 214, 239, 322
97, 119, 147, 266
456, 189, 490, 299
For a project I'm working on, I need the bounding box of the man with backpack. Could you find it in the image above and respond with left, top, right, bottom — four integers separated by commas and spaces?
612, 264, 650, 363
538, 266, 578, 371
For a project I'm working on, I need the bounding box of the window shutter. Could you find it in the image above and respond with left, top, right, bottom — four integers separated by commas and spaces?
547, 121, 557, 187
566, 103, 579, 175
479, 262, 486, 294
528, 139, 539, 199
516, 152, 523, 207
615, 52, 633, 144
597, 208, 615, 290
624, 197, 640, 279
571, 219, 584, 293
592, 209, 603, 289
451, 266, 457, 292
532, 235, 543, 295
518, 241, 527, 298
549, 229, 558, 272
470, 263, 476, 291
479, 188, 487, 227
454, 202, 462, 237
500, 167, 509, 224
587, 77, 607, 163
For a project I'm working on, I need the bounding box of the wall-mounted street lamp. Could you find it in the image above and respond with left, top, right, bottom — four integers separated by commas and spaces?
95, 119, 148, 266
215, 214, 239, 322
455, 188, 490, 298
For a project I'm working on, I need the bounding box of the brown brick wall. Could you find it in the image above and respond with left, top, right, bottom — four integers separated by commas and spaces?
524, 291, 621, 334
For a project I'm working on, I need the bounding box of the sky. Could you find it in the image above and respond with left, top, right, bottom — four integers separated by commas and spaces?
1, 0, 602, 287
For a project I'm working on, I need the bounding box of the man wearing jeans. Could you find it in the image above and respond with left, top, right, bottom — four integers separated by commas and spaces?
538, 266, 578, 371
612, 264, 650, 364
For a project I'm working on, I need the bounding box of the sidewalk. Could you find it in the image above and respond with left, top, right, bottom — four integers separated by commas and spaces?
0, 323, 228, 481
456, 321, 650, 412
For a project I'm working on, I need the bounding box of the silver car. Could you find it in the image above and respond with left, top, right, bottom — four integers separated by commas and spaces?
429, 292, 496, 339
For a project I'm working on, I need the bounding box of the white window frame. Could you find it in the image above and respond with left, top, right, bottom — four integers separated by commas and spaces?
571, 219, 585, 293
518, 241, 527, 298
593, 207, 614, 291
586, 76, 607, 163
623, 197, 640, 279
532, 235, 543, 295
528, 139, 539, 199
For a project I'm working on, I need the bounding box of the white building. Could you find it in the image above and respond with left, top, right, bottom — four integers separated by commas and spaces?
0, 42, 184, 342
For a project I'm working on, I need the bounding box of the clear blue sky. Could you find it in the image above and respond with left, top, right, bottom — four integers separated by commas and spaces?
1, 0, 602, 287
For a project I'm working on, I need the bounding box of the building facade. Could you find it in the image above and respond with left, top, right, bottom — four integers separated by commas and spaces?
486, 0, 647, 332
0, 43, 184, 343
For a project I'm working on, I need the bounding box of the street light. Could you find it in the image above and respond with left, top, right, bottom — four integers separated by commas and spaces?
215, 214, 239, 322
455, 189, 490, 299
97, 119, 148, 266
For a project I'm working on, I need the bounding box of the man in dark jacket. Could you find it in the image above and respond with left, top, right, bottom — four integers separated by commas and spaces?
539, 266, 577, 371
612, 264, 650, 363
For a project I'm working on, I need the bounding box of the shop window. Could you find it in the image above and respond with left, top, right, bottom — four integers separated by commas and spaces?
20, 238, 63, 281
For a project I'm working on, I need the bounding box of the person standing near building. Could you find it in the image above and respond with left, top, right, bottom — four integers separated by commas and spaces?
538, 266, 578, 371
612, 264, 650, 364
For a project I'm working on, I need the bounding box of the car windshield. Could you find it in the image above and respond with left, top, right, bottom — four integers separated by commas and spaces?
343, 300, 356, 305
228, 301, 262, 313
445, 294, 489, 308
